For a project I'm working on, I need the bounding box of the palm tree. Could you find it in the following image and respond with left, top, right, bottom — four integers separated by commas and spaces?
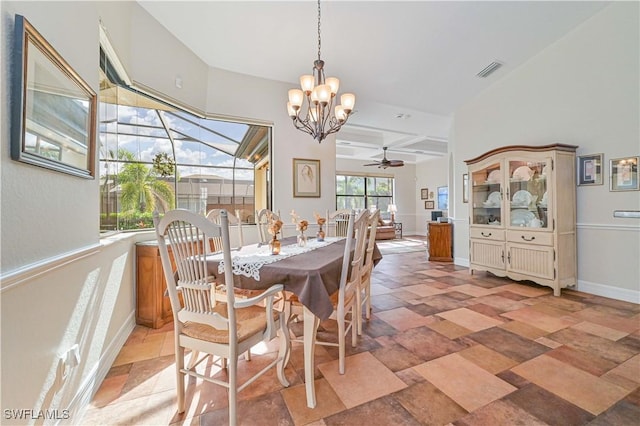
117, 151, 175, 214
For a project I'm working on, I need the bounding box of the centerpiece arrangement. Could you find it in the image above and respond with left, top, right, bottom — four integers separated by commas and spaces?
290, 210, 309, 247
314, 212, 326, 241
267, 212, 283, 254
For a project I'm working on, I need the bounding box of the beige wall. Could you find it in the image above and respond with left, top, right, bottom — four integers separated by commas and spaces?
451, 2, 640, 301
1, 1, 637, 423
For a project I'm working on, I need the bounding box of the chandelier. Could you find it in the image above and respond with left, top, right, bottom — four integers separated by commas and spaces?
287, 0, 355, 143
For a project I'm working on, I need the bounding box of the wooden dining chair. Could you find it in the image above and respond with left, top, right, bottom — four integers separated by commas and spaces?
328, 208, 352, 237
153, 209, 290, 425
357, 208, 380, 335
256, 208, 283, 243
206, 208, 244, 251
284, 209, 369, 374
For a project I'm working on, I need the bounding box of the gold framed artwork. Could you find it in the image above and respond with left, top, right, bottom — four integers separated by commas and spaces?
421, 188, 429, 199
293, 158, 320, 197
424, 200, 434, 209
610, 156, 639, 191
577, 153, 603, 186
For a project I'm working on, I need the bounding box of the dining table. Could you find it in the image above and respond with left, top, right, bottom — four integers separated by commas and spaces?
205, 234, 382, 408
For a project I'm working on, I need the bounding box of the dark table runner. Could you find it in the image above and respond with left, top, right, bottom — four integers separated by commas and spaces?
207, 236, 382, 320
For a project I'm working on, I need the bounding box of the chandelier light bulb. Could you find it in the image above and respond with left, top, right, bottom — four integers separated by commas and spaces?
300, 75, 315, 94
286, 0, 354, 143
310, 87, 320, 104
316, 84, 331, 105
287, 102, 297, 118
326, 77, 340, 96
340, 93, 355, 112
288, 89, 304, 108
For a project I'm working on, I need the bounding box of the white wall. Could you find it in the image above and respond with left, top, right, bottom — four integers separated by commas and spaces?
0, 2, 201, 422
2, 1, 637, 423
415, 156, 449, 235
451, 2, 640, 302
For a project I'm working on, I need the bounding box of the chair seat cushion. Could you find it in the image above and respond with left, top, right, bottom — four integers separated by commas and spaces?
182, 304, 278, 344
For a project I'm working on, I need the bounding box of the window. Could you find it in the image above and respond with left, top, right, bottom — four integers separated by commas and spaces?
336, 174, 394, 215
99, 59, 271, 232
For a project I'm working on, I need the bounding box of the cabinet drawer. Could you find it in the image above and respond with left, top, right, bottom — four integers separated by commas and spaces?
507, 230, 553, 246
470, 227, 504, 241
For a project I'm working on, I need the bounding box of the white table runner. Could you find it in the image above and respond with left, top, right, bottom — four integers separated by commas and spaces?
214, 237, 343, 281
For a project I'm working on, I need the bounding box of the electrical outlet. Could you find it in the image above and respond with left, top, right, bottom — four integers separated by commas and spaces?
67, 344, 80, 367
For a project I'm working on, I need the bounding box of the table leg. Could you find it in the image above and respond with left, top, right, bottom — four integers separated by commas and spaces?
303, 306, 320, 408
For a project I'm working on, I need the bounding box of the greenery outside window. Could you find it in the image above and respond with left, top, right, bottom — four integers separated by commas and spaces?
99, 60, 271, 232
336, 174, 394, 216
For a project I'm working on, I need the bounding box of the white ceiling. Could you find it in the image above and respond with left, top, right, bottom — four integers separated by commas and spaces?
137, 0, 609, 165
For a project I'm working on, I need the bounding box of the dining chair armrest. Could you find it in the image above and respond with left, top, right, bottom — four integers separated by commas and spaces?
235, 284, 284, 339
234, 284, 284, 309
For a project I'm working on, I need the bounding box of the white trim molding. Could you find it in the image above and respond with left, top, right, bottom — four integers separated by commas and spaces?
65, 312, 136, 425
577, 279, 640, 304
576, 223, 640, 232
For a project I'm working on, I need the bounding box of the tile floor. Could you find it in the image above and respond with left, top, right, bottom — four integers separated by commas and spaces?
81, 237, 640, 425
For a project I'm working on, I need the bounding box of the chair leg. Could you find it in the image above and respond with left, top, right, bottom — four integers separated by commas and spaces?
277, 317, 291, 387
338, 316, 346, 375
365, 279, 372, 320
176, 347, 186, 413
351, 306, 358, 348
228, 354, 238, 426
355, 289, 363, 336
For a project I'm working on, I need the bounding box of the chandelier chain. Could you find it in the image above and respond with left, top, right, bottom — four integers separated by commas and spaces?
317, 0, 322, 62
287, 0, 354, 142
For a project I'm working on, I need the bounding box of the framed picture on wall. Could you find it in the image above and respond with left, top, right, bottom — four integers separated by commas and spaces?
577, 153, 603, 186
424, 200, 434, 209
421, 188, 429, 199
610, 156, 639, 191
293, 158, 321, 197
437, 186, 448, 210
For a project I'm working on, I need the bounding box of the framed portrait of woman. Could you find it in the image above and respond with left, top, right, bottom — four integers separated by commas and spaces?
293, 158, 320, 197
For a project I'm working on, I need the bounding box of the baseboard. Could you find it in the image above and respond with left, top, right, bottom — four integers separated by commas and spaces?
576, 280, 640, 304
62, 311, 136, 425
450, 260, 638, 304
454, 257, 470, 268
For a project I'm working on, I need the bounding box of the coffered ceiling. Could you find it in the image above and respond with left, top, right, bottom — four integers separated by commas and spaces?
137, 0, 609, 164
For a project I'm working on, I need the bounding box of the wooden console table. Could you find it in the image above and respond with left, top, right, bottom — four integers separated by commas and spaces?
428, 222, 453, 262
135, 241, 175, 329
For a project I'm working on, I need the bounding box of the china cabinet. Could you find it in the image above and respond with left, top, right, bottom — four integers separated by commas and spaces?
465, 144, 577, 296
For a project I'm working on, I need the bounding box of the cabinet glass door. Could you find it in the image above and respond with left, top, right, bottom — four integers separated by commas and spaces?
506, 158, 550, 229
470, 162, 502, 226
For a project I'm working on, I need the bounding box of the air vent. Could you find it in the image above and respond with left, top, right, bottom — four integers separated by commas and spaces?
476, 61, 503, 78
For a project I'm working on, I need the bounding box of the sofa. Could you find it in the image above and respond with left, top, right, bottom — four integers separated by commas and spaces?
374, 218, 396, 240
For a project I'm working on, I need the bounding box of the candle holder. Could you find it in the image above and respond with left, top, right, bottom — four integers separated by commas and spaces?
298, 231, 307, 247
269, 235, 281, 255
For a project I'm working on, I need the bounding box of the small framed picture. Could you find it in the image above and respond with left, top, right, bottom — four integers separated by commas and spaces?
293, 158, 321, 197
578, 153, 603, 186
421, 188, 429, 199
462, 174, 469, 203
610, 156, 639, 191
424, 200, 434, 209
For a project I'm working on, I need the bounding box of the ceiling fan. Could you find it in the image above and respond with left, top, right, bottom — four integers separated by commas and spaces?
363, 147, 405, 169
